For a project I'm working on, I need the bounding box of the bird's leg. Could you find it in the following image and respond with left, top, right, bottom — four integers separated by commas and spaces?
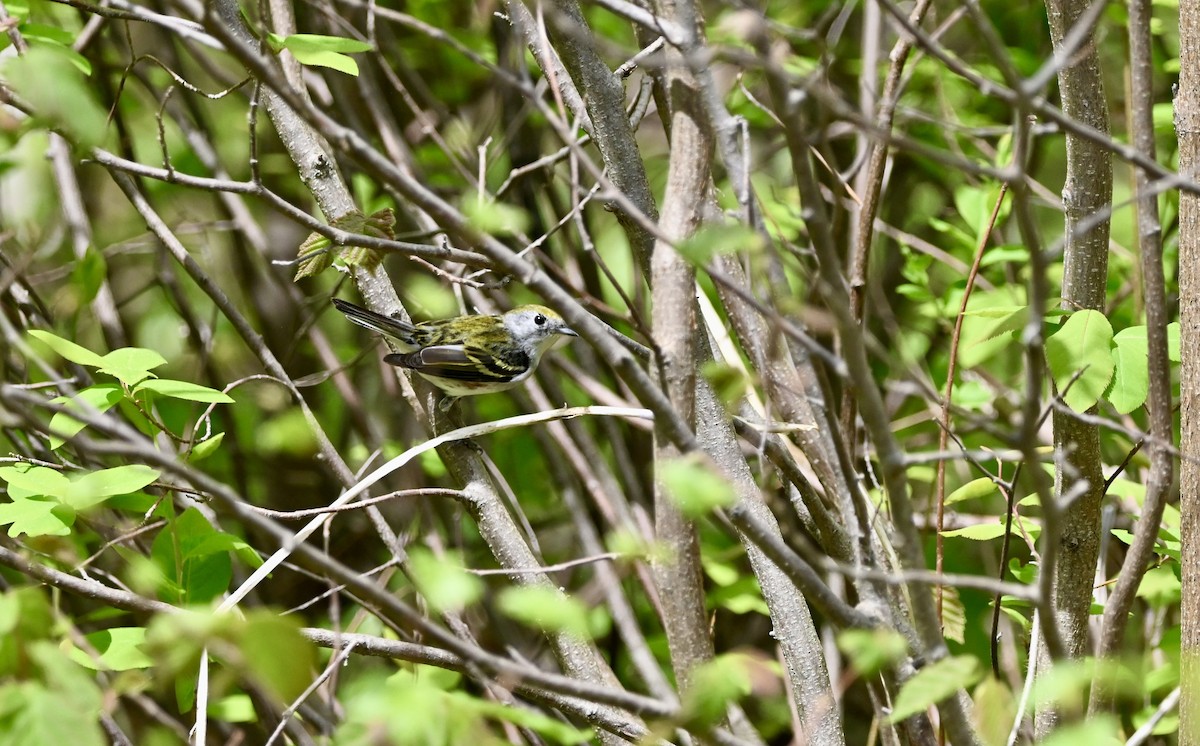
438, 396, 459, 413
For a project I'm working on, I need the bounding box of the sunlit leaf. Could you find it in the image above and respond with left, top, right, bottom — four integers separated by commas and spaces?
888, 655, 984, 722
27, 330, 104, 367
136, 379, 234, 404
1044, 310, 1114, 412
497, 586, 592, 639
838, 628, 908, 677
407, 548, 483, 614
660, 455, 735, 518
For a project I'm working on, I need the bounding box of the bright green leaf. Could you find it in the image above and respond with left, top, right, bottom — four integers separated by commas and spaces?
0, 464, 71, 498
407, 548, 483, 614
69, 627, 152, 671
0, 496, 74, 537
1136, 565, 1181, 609
660, 454, 736, 518
972, 677, 1016, 746
941, 522, 1008, 541
888, 655, 984, 723
210, 694, 256, 723
271, 32, 373, 54
27, 330, 104, 367
97, 347, 167, 386
2, 46, 106, 149
838, 628, 908, 677
47, 383, 124, 450
240, 612, 316, 702
945, 477, 998, 505
462, 198, 530, 236
1044, 310, 1115, 412
1108, 334, 1150, 414
136, 378, 234, 404
680, 655, 753, 729
702, 558, 740, 587
497, 586, 592, 639
677, 224, 764, 265
266, 33, 371, 76
186, 433, 225, 463
471, 696, 592, 743
64, 465, 159, 511
1038, 716, 1122, 746
71, 249, 107, 303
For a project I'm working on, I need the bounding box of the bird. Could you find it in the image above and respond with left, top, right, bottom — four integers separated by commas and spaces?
331, 298, 577, 408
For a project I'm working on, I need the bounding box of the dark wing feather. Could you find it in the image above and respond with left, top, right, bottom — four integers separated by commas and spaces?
331, 299, 419, 343
384, 344, 530, 383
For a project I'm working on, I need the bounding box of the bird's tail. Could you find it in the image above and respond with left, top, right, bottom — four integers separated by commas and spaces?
331, 298, 418, 343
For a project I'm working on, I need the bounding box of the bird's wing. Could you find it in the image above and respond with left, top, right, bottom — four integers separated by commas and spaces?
384, 344, 530, 383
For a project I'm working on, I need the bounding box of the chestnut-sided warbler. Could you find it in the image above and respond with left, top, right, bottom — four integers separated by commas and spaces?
332, 298, 577, 405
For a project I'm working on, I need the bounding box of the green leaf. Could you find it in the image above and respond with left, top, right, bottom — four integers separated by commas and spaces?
71, 249, 106, 304
240, 611, 316, 702
945, 477, 998, 505
8, 643, 106, 746
1038, 716, 1123, 746
702, 558, 740, 587
462, 198, 530, 237
272, 32, 372, 54
1132, 701, 1179, 736
1009, 559, 1037, 583
0, 464, 71, 498
186, 433, 225, 463
957, 296, 1028, 367
135, 379, 234, 403
293, 231, 334, 280
941, 585, 966, 645
209, 694, 256, 723
470, 696, 592, 744
1108, 333, 1150, 414
978, 245, 1029, 267
266, 33, 371, 76
972, 677, 1017, 746
497, 586, 592, 639
407, 549, 483, 614
0, 496, 74, 537
659, 454, 736, 518
18, 23, 73, 45
96, 347, 166, 386
888, 655, 984, 723
837, 628, 908, 677
1168, 322, 1180, 362
2, 45, 107, 149
680, 655, 753, 729
677, 224, 764, 265
700, 360, 750, 407
1136, 565, 1181, 609
150, 508, 232, 604
68, 627, 152, 671
27, 330, 105, 367
47, 383, 124, 450
941, 522, 1008, 541
64, 465, 159, 511
1044, 309, 1115, 412
189, 532, 263, 568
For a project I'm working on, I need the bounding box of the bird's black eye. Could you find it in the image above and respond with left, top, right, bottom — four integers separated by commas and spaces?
534, 314, 546, 326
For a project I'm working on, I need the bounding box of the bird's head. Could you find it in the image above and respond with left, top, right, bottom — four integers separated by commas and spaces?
503, 305, 578, 353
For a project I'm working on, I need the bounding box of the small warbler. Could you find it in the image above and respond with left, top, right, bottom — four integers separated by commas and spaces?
332, 298, 577, 406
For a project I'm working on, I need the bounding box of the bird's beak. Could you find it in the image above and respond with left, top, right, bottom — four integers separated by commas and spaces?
558, 327, 578, 337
